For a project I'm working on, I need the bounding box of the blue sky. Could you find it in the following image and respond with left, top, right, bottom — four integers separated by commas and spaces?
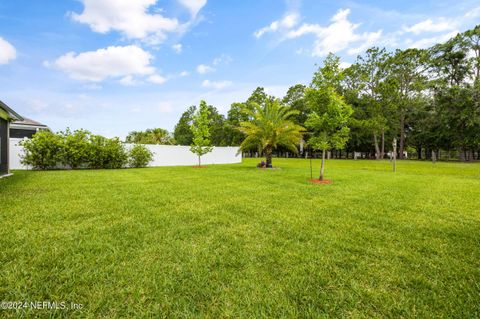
0, 0, 479, 138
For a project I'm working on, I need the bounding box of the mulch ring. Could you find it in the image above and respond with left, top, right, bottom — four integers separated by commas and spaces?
309, 179, 332, 185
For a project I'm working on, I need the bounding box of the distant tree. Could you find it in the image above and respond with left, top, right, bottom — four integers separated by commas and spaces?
126, 128, 174, 145
306, 54, 353, 180
224, 102, 249, 146
190, 100, 213, 166
174, 106, 196, 145
206, 105, 227, 146
282, 84, 309, 126
238, 99, 304, 167
345, 48, 391, 159
246, 87, 270, 107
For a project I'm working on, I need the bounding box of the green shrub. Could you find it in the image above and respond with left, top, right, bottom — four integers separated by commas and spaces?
20, 130, 62, 170
101, 137, 128, 169
60, 128, 91, 169
88, 134, 108, 169
129, 144, 153, 168
21, 130, 132, 170
88, 135, 128, 169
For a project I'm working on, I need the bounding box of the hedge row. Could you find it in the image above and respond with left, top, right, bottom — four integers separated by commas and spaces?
20, 129, 153, 170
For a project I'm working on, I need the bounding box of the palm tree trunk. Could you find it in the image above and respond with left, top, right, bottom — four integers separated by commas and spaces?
265, 146, 273, 167
319, 149, 326, 181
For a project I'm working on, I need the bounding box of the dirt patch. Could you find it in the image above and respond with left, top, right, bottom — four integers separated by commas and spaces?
192, 166, 208, 168
309, 179, 332, 185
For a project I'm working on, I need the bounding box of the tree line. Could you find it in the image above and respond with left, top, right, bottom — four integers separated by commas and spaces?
129, 25, 480, 161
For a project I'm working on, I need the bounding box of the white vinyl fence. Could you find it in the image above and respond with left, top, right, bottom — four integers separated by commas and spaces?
9, 138, 242, 170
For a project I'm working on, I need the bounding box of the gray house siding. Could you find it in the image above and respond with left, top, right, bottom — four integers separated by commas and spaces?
0, 117, 8, 175
10, 128, 36, 139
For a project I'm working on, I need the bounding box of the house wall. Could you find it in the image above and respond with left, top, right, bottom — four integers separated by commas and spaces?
9, 138, 242, 169
0, 118, 9, 175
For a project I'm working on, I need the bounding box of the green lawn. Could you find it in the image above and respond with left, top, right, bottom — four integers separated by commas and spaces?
1, 158, 479, 318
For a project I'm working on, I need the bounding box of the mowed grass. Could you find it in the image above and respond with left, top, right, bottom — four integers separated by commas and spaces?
0, 158, 479, 318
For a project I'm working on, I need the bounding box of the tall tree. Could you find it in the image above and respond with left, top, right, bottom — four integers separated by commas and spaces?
386, 48, 429, 159
306, 54, 353, 180
238, 99, 304, 167
346, 48, 391, 159
190, 100, 213, 166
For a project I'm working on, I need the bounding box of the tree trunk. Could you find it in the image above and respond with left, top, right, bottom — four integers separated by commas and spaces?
399, 113, 406, 159
265, 146, 273, 167
374, 132, 380, 160
198, 155, 201, 167
381, 129, 385, 159
393, 138, 397, 173
319, 149, 326, 181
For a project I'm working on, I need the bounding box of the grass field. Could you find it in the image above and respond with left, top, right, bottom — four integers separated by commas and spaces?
1, 158, 479, 318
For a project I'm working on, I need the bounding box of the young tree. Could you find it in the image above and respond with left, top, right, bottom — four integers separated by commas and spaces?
306, 54, 353, 180
190, 100, 213, 166
238, 99, 304, 167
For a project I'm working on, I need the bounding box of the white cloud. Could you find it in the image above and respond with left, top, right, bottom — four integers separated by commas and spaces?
285, 9, 383, 57
148, 74, 167, 85
177, 0, 207, 18
48, 45, 155, 82
119, 75, 138, 86
406, 30, 459, 49
0, 37, 16, 65
464, 6, 480, 19
213, 54, 232, 66
257, 8, 383, 57
179, 71, 190, 77
347, 30, 383, 55
196, 64, 215, 74
403, 19, 456, 35
254, 12, 300, 38
339, 61, 352, 69
196, 54, 231, 75
172, 43, 183, 53
70, 0, 181, 43
201, 80, 232, 89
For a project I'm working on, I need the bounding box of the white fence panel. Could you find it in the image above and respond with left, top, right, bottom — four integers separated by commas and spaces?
9, 138, 242, 170
9, 138, 29, 170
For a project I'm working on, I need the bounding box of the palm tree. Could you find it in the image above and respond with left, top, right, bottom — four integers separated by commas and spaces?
238, 99, 305, 167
